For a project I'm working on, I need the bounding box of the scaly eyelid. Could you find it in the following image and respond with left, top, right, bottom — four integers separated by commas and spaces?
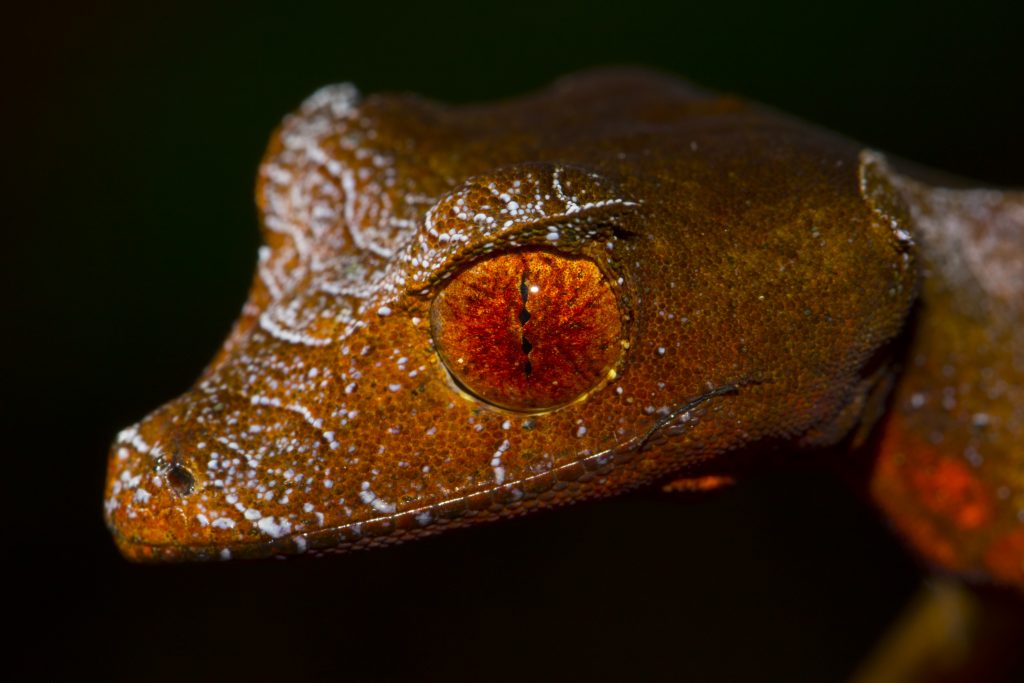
397, 161, 641, 297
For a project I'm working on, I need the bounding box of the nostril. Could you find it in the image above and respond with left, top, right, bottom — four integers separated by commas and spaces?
166, 459, 195, 496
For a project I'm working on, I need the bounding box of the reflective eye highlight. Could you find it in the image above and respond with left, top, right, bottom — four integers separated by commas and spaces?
430, 250, 622, 412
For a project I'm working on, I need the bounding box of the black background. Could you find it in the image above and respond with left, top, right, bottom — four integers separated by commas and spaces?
8, 2, 1023, 680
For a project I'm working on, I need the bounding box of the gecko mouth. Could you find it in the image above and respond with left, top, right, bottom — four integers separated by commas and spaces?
106, 362, 753, 563
108, 383, 747, 564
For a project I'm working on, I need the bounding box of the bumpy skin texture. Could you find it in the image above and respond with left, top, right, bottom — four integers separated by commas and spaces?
104, 69, 921, 563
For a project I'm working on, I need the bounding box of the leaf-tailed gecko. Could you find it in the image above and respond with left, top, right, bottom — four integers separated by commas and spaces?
103, 68, 1023, 591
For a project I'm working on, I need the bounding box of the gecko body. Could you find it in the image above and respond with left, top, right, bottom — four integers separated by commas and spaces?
103, 70, 1023, 589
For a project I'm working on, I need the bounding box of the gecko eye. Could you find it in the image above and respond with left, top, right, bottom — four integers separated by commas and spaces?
430, 250, 623, 412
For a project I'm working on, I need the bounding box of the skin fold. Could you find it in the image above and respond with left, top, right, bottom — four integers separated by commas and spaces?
102, 69, 1022, 592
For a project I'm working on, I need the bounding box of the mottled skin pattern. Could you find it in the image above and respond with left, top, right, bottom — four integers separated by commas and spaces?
103, 69, 1022, 590
870, 178, 1024, 588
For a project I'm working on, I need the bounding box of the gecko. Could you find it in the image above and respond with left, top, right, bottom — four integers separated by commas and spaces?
102, 68, 1023, 591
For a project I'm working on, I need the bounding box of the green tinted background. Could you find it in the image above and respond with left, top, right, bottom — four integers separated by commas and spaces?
9, 1, 1022, 680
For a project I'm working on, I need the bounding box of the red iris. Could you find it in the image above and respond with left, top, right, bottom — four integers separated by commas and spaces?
430, 250, 623, 412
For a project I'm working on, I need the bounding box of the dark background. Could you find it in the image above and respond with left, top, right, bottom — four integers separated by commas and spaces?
8, 1, 1023, 680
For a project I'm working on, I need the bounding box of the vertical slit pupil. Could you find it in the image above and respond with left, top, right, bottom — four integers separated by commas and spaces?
518, 275, 531, 325
519, 272, 533, 376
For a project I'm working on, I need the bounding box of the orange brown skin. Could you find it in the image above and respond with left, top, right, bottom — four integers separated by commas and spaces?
102, 69, 1020, 589
868, 177, 1024, 589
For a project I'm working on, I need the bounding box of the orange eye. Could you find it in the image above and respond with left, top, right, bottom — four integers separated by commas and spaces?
430, 250, 623, 412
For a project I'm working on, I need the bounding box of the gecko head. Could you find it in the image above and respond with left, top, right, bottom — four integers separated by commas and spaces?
104, 160, 658, 561
104, 78, 918, 561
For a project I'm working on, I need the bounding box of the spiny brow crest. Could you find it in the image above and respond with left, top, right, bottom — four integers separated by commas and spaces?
395, 163, 639, 295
